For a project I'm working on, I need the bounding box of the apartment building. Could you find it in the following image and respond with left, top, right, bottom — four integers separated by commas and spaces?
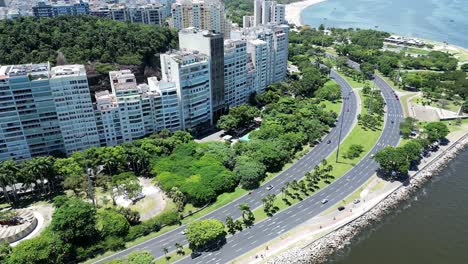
223, 39, 253, 107
252, 0, 285, 26
50, 65, 100, 155
178, 28, 225, 120
231, 23, 289, 93
33, 0, 90, 17
160, 50, 212, 131
90, 3, 169, 25
0, 64, 64, 161
169, 0, 231, 38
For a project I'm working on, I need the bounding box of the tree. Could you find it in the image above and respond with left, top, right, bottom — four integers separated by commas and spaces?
234, 156, 266, 189
185, 219, 226, 251
127, 251, 155, 264
336, 56, 348, 70
96, 209, 130, 238
217, 104, 260, 133
54, 157, 85, 195
461, 63, 468, 72
169, 187, 186, 212
0, 242, 11, 263
399, 117, 417, 138
50, 197, 97, 245
374, 146, 410, 177
343, 144, 364, 159
360, 62, 375, 79
424, 122, 449, 142
175, 243, 184, 255
6, 233, 71, 264
401, 140, 423, 163
162, 246, 169, 260
0, 160, 19, 203
225, 216, 236, 234
239, 203, 250, 221
117, 207, 141, 225
112, 172, 143, 204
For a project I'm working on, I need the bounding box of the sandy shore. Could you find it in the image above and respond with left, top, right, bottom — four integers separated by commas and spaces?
285, 0, 327, 26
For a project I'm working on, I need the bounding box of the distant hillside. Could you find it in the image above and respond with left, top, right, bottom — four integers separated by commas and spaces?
0, 15, 178, 67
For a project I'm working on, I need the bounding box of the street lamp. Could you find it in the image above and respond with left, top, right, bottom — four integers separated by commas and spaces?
335, 95, 347, 163
86, 167, 96, 208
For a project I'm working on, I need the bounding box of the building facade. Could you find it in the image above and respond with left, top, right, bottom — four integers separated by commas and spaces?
252, 0, 285, 26
179, 28, 225, 120
33, 0, 90, 17
169, 0, 231, 38
50, 65, 100, 155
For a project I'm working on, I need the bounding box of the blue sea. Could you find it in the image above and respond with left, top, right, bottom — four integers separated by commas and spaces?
301, 0, 468, 48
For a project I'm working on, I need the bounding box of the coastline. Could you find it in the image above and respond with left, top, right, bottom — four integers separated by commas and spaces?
266, 132, 468, 263
285, 0, 326, 26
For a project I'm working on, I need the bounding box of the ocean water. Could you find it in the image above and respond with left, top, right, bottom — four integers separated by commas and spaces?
301, 0, 468, 48
326, 149, 468, 264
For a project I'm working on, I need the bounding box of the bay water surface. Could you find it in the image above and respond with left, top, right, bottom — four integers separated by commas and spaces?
301, 0, 468, 47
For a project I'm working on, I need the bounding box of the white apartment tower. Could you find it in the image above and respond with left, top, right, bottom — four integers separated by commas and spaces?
160, 50, 212, 131
170, 0, 231, 38
252, 0, 286, 26
50, 65, 100, 155
224, 39, 254, 106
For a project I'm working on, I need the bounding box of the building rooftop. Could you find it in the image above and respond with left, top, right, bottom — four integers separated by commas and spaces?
50, 64, 86, 79
0, 63, 50, 80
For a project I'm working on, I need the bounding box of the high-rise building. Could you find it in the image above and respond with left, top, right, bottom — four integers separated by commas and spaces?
0, 63, 64, 161
232, 23, 289, 93
243, 15, 254, 28
160, 50, 212, 131
252, 0, 286, 26
223, 39, 253, 107
179, 28, 225, 120
90, 3, 171, 26
169, 0, 231, 38
50, 65, 100, 155
33, 0, 90, 17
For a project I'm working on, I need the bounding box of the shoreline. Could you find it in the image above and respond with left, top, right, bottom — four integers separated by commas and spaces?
285, 0, 326, 26
267, 133, 468, 263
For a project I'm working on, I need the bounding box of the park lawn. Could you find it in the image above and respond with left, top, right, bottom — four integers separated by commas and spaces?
154, 247, 192, 264
339, 73, 370, 89
404, 47, 431, 55
320, 99, 342, 114
410, 95, 461, 113
251, 90, 384, 223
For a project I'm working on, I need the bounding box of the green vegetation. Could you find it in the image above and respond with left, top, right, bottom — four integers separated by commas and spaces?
217, 104, 260, 134
375, 121, 449, 178
0, 16, 177, 66
186, 219, 226, 251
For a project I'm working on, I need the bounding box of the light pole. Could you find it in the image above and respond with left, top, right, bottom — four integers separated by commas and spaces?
335, 95, 347, 163
86, 167, 96, 208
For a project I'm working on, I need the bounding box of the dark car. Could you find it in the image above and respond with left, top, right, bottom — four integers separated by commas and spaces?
338, 206, 345, 211
327, 140, 331, 144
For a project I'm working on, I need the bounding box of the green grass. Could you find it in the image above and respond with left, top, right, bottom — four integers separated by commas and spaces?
404, 47, 431, 55
399, 93, 417, 117
410, 95, 461, 113
251, 89, 384, 223
376, 72, 406, 92
320, 100, 342, 114
339, 74, 370, 89
154, 247, 192, 264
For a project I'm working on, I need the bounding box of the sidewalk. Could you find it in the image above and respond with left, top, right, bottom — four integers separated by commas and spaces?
231, 127, 468, 264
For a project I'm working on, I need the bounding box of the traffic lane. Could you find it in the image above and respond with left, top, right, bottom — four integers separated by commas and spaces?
95, 71, 359, 263
177, 67, 404, 263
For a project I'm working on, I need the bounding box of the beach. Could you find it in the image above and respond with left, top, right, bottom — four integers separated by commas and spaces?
285, 0, 326, 26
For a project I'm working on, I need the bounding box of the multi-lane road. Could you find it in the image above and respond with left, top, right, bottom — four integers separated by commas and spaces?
96, 67, 403, 264
95, 69, 358, 263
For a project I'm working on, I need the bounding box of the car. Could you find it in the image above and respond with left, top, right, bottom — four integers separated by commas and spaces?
327, 140, 331, 144
353, 199, 361, 204
181, 229, 186, 235
370, 154, 375, 158
321, 199, 328, 204
338, 206, 345, 211
266, 185, 273, 191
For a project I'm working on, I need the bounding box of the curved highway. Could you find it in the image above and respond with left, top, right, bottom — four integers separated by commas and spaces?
173, 73, 403, 263
95, 69, 358, 263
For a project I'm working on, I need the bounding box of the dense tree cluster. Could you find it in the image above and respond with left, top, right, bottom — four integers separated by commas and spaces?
153, 142, 237, 206
375, 122, 448, 178
217, 104, 260, 134
401, 71, 468, 101
0, 16, 177, 66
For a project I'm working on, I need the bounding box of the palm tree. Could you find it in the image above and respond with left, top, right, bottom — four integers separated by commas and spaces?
0, 160, 19, 202
163, 246, 169, 260
238, 203, 250, 221
174, 243, 183, 255
280, 186, 286, 199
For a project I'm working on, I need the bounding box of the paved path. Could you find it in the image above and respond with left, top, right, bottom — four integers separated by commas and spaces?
94, 69, 358, 264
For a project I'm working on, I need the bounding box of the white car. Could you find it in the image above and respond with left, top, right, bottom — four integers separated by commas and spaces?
321, 199, 328, 204
181, 229, 186, 235
266, 185, 273, 191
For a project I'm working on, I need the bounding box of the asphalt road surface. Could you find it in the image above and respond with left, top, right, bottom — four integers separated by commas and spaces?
94, 69, 359, 264
173, 73, 403, 264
